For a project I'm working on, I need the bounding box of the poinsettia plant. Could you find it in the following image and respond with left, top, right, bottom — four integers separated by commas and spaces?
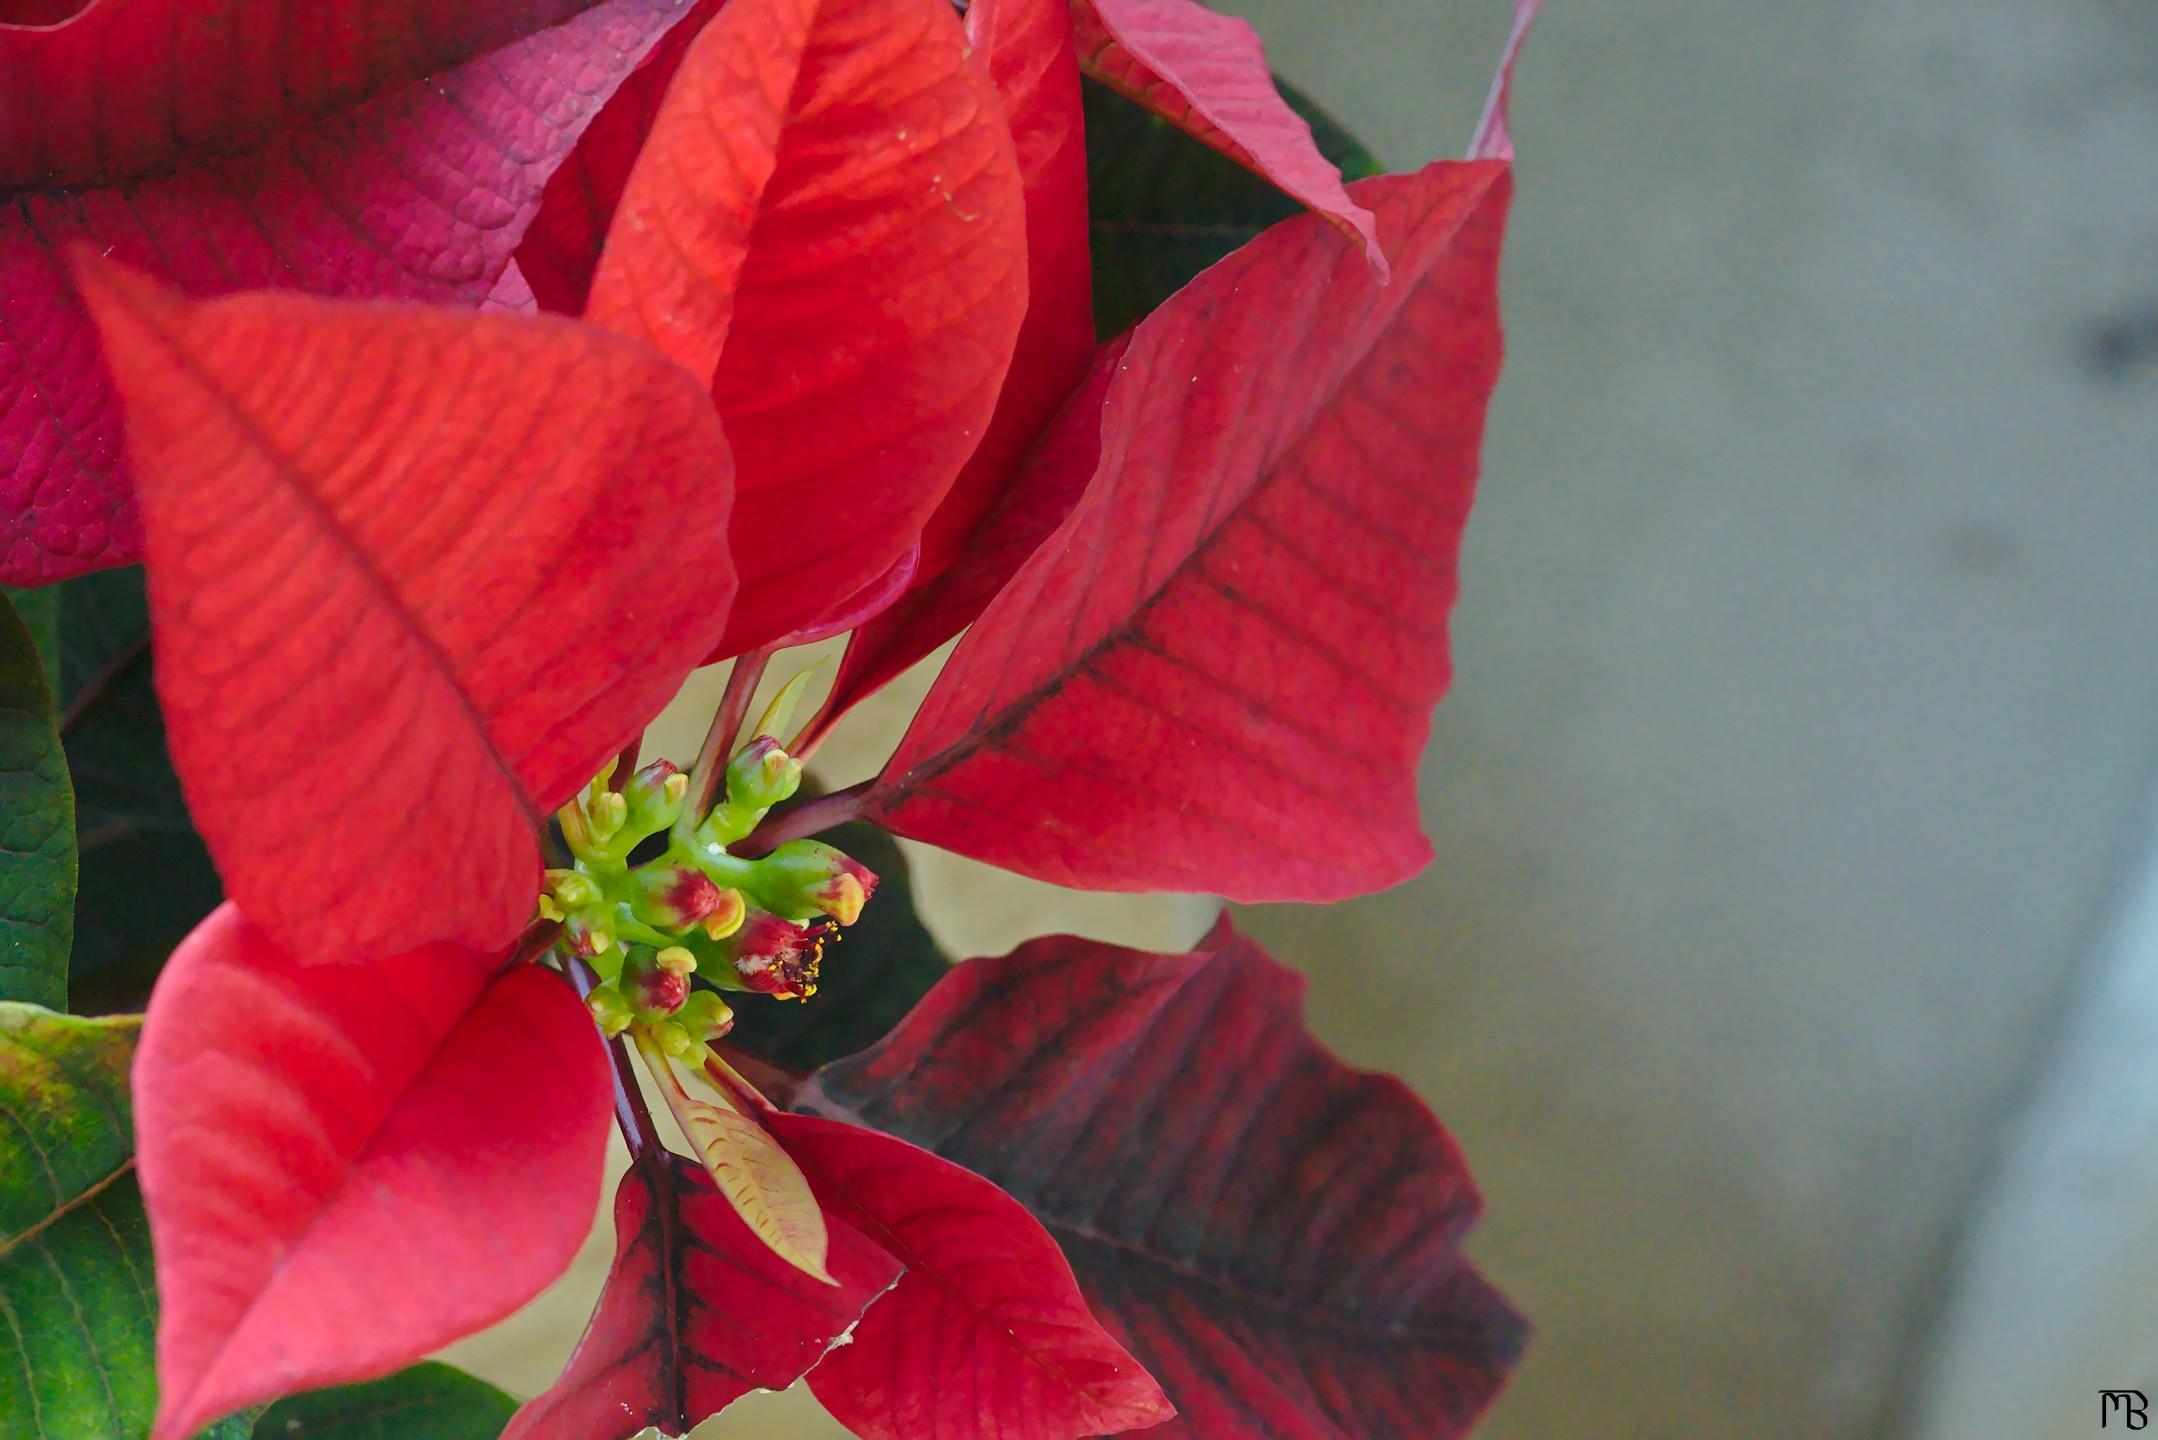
0, 0, 1539, 1436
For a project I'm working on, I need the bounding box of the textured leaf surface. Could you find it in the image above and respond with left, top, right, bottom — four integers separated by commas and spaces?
585, 0, 1028, 652
768, 1112, 1173, 1440
135, 906, 612, 1440
800, 924, 1525, 1440
821, 338, 1125, 729
868, 164, 1510, 901
503, 1152, 900, 1440
76, 264, 737, 959
254, 1363, 517, 1440
1086, 78, 1381, 335
648, 1054, 833, 1284
47, 568, 221, 1012
1071, 0, 1382, 272
519, 0, 728, 315
0, 0, 692, 585
906, 0, 1097, 593
0, 594, 69, 1007
727, 820, 951, 1073
0, 1006, 154, 1437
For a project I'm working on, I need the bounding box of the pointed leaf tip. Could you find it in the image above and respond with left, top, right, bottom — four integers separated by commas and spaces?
79, 265, 736, 960
1074, 0, 1388, 278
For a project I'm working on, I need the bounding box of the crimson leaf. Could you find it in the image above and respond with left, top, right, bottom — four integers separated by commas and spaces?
504, 1150, 901, 1440
866, 162, 1512, 902
0, 0, 694, 585
796, 922, 1525, 1439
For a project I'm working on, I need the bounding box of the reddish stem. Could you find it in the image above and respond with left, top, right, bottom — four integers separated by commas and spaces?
735, 779, 874, 854
566, 955, 665, 1155
608, 731, 642, 790
686, 650, 772, 826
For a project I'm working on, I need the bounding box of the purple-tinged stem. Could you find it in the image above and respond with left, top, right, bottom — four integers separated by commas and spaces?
566, 954, 665, 1155
686, 650, 772, 826
735, 778, 874, 854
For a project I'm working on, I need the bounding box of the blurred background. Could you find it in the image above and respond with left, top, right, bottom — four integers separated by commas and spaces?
456, 2, 2158, 1436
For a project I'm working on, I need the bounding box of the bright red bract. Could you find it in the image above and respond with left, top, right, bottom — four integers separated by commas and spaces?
75, 261, 737, 960
769, 1112, 1176, 1440
1073, 0, 1386, 272
586, 0, 1030, 654
868, 162, 1512, 902
135, 906, 612, 1440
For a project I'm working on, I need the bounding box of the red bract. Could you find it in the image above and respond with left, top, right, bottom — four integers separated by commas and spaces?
797, 923, 1524, 1440
1072, 0, 1386, 272
0, 0, 691, 586
907, 0, 1098, 591
584, 0, 1029, 653
816, 335, 1130, 732
864, 162, 1511, 901
768, 1112, 1176, 1440
73, 260, 736, 960
134, 905, 612, 1440
504, 1151, 903, 1440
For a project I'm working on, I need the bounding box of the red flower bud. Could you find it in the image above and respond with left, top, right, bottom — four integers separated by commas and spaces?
630, 862, 727, 932
750, 840, 878, 926
729, 912, 829, 1001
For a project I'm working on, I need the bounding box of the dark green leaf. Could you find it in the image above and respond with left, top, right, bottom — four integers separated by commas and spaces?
253, 1363, 516, 1440
727, 821, 952, 1072
1, 586, 59, 684
0, 596, 73, 1010
52, 568, 222, 1010
0, 1005, 252, 1440
1086, 76, 1383, 336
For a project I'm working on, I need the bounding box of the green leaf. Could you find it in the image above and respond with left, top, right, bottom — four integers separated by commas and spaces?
52, 568, 222, 1012
1085, 76, 1383, 336
1, 587, 59, 685
0, 595, 73, 1010
0, 1005, 250, 1440
727, 821, 952, 1072
252, 1363, 516, 1440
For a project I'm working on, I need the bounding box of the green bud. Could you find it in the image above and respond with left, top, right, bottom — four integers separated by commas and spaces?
676, 989, 736, 1043
585, 984, 634, 1037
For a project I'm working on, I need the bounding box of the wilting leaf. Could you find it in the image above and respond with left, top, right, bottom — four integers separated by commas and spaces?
254, 1363, 518, 1440
868, 163, 1511, 902
767, 1112, 1174, 1440
645, 1049, 834, 1284
727, 821, 951, 1073
503, 1152, 901, 1440
75, 263, 737, 960
41, 568, 221, 1011
1087, 77, 1381, 335
584, 0, 1028, 653
798, 924, 1525, 1440
0, 0, 695, 586
1070, 0, 1383, 272
134, 906, 612, 1440
0, 593, 71, 1009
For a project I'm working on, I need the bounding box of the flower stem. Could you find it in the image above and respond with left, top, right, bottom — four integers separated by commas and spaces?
683, 650, 771, 835
736, 779, 874, 854
566, 954, 665, 1154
